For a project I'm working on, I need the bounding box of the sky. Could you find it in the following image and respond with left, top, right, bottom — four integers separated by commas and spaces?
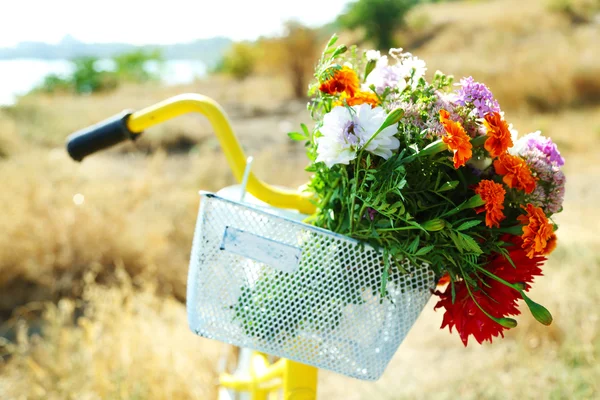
0, 0, 352, 47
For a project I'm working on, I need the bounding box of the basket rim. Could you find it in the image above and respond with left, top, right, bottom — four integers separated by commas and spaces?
199, 191, 380, 252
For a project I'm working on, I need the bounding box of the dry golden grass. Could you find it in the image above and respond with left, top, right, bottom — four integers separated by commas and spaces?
0, 116, 20, 158
2, 74, 298, 150
1, 0, 599, 398
410, 0, 600, 112
0, 271, 221, 400
0, 144, 309, 317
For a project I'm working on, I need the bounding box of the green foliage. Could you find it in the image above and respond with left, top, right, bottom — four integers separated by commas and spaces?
113, 49, 163, 83
339, 0, 420, 49
38, 73, 72, 94
70, 57, 117, 94
33, 49, 163, 95
218, 42, 257, 81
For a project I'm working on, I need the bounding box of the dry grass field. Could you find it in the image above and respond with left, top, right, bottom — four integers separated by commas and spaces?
1, 0, 599, 398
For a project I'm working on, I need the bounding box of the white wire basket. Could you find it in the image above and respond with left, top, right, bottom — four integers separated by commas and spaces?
186, 192, 435, 381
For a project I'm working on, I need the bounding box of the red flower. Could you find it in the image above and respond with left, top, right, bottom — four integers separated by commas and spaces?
434, 236, 545, 346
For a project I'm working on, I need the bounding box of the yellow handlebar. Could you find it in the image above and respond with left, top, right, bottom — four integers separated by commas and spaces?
125, 94, 315, 215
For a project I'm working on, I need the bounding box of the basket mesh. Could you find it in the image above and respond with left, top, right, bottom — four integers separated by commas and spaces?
187, 193, 434, 381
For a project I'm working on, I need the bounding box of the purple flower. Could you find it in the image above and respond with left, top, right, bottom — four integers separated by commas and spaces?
414, 91, 460, 139
363, 207, 378, 221
454, 77, 500, 118
521, 147, 566, 214
365, 57, 407, 94
526, 135, 565, 166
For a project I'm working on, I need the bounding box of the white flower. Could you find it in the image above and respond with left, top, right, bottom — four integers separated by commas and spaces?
389, 48, 404, 59
365, 56, 407, 94
509, 130, 541, 156
366, 50, 381, 62
398, 56, 427, 85
316, 105, 400, 168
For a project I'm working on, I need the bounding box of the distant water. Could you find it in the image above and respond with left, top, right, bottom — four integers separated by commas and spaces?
0, 59, 207, 105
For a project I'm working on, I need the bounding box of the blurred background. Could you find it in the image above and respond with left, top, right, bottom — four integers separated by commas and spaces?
0, 0, 599, 398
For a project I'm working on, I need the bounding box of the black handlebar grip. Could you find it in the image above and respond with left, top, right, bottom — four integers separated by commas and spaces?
66, 110, 140, 161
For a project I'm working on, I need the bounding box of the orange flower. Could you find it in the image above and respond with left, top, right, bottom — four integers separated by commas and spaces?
483, 112, 513, 158
546, 232, 558, 255
517, 203, 556, 258
474, 180, 506, 228
335, 90, 380, 108
440, 110, 472, 169
319, 66, 359, 97
437, 273, 451, 287
493, 153, 537, 194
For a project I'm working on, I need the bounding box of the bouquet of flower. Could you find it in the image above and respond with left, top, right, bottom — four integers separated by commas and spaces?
288, 36, 566, 346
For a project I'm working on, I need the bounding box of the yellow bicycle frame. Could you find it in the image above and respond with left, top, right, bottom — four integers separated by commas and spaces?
220, 353, 318, 399
126, 93, 316, 215
125, 93, 318, 399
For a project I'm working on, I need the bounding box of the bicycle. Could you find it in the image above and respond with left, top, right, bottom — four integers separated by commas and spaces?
67, 93, 433, 399
67, 93, 319, 399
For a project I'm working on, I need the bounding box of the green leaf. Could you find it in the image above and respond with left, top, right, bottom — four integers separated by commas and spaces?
498, 224, 525, 235
288, 132, 306, 141
415, 245, 435, 256
389, 201, 405, 216
407, 236, 420, 253
397, 178, 407, 190
300, 123, 310, 137
438, 180, 460, 192
449, 231, 469, 253
463, 194, 485, 209
456, 220, 482, 231
458, 232, 483, 254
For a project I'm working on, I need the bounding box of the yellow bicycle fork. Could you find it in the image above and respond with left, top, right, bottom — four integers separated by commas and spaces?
220, 352, 318, 399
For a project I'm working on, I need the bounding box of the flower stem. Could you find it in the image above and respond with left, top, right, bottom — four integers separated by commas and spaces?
462, 273, 517, 329
349, 156, 362, 233
473, 264, 520, 292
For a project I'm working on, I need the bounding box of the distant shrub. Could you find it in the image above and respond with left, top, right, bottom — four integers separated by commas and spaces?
572, 65, 600, 106
255, 21, 320, 99
33, 49, 163, 95
38, 73, 72, 94
113, 49, 163, 83
547, 0, 600, 23
71, 57, 118, 94
218, 42, 258, 81
339, 0, 420, 49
